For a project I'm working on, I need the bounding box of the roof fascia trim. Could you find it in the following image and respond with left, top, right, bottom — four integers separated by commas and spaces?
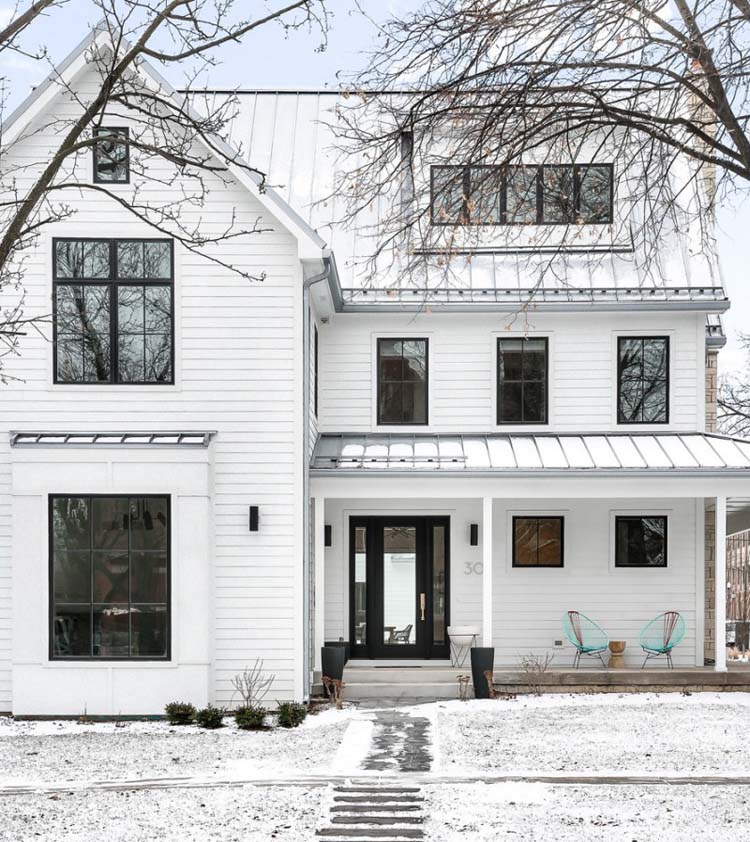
333, 300, 730, 314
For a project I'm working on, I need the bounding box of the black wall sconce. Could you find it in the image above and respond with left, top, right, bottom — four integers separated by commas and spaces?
249, 505, 259, 532
324, 525, 332, 547
469, 523, 479, 546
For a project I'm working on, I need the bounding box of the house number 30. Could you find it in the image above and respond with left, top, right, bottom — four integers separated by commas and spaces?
464, 561, 484, 575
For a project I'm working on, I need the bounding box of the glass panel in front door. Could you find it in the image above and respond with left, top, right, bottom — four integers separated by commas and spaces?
382, 525, 417, 646
354, 526, 367, 646
432, 524, 447, 647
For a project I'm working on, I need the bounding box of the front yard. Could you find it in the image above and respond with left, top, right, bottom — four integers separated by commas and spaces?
3, 693, 750, 840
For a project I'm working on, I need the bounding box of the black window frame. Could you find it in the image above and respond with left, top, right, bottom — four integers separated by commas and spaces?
376, 337, 429, 426
616, 335, 670, 425
511, 516, 565, 568
430, 163, 614, 226
614, 515, 668, 568
496, 336, 549, 425
52, 237, 175, 385
48, 493, 171, 662
92, 126, 130, 185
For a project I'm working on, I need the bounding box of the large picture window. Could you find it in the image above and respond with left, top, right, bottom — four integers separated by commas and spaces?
50, 495, 170, 659
431, 164, 612, 225
497, 337, 548, 424
53, 238, 173, 384
512, 516, 564, 568
377, 338, 428, 425
615, 516, 667, 568
617, 336, 669, 424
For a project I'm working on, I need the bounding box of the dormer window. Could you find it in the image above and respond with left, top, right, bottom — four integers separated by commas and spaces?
430, 163, 612, 225
93, 127, 130, 184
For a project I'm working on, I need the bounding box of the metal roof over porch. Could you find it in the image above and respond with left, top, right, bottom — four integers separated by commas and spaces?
311, 432, 750, 476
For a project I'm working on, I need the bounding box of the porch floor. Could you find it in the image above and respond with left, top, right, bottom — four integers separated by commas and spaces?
316, 664, 750, 703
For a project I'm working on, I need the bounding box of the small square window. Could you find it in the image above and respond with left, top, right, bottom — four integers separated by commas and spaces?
512, 517, 564, 567
615, 516, 667, 567
93, 127, 129, 184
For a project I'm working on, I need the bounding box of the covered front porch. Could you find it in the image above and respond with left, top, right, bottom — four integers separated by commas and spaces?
309, 432, 750, 696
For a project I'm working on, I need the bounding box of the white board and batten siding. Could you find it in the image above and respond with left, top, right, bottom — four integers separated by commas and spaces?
0, 64, 306, 712
317, 311, 705, 433
323, 496, 699, 668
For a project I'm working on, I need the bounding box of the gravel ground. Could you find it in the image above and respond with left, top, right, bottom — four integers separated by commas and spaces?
0, 784, 327, 842
424, 781, 750, 841
0, 710, 351, 786
430, 693, 750, 775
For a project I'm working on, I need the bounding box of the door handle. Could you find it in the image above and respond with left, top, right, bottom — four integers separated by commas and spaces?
420, 593, 426, 621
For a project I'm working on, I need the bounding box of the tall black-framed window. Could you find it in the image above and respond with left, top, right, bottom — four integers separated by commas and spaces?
430, 163, 613, 225
377, 338, 428, 425
50, 495, 170, 660
617, 336, 669, 424
497, 337, 548, 424
615, 516, 667, 568
53, 238, 174, 384
93, 127, 130, 184
512, 516, 564, 568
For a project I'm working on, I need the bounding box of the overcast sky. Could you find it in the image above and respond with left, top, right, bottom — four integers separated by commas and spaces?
2, 0, 747, 378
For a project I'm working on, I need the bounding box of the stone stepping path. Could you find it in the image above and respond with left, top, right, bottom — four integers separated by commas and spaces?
317, 785, 425, 840
361, 710, 432, 773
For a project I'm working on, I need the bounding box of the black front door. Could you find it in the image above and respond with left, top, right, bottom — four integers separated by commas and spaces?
349, 516, 450, 659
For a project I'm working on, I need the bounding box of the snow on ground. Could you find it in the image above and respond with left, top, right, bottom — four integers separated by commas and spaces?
0, 784, 327, 842
0, 708, 357, 787
424, 781, 750, 841
425, 693, 750, 776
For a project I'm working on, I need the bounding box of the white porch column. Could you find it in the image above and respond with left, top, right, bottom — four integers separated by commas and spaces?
482, 496, 493, 647
715, 495, 727, 672
313, 497, 326, 673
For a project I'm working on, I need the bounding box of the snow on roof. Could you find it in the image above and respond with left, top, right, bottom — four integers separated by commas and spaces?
311, 432, 750, 474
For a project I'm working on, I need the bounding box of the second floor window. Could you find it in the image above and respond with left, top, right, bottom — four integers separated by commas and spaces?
431, 163, 612, 226
53, 238, 174, 384
497, 338, 548, 424
377, 338, 428, 425
93, 127, 129, 183
617, 336, 669, 424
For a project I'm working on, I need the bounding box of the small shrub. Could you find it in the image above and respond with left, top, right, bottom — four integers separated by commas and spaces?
231, 660, 275, 708
165, 701, 196, 726
196, 704, 225, 729
235, 705, 268, 731
276, 701, 307, 728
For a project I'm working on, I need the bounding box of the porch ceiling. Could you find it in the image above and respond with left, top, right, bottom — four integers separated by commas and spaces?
311, 431, 750, 476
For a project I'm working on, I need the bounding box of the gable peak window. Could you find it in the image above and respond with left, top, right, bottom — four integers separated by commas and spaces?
93, 127, 129, 184
497, 337, 548, 425
615, 515, 667, 567
617, 336, 669, 424
50, 495, 170, 659
53, 238, 174, 385
377, 338, 428, 425
431, 163, 612, 226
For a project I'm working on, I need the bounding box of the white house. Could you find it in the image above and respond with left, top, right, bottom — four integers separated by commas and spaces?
0, 31, 748, 716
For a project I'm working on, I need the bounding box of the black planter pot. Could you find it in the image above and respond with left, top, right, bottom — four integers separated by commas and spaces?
470, 647, 495, 699
324, 639, 350, 664
321, 645, 346, 682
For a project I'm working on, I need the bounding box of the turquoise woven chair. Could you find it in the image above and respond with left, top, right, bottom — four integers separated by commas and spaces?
563, 611, 609, 668
639, 611, 685, 669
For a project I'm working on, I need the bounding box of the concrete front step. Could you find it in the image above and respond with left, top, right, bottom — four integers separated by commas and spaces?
342, 682, 461, 701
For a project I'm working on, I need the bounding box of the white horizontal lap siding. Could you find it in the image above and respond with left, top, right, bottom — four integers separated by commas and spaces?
0, 64, 305, 708
0, 440, 10, 712
492, 498, 697, 668
319, 312, 702, 432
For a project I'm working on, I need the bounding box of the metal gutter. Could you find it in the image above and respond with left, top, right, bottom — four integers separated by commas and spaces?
309, 467, 750, 479
301, 258, 333, 701
335, 299, 730, 314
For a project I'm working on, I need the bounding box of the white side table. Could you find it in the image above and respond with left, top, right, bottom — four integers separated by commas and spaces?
448, 625, 480, 667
